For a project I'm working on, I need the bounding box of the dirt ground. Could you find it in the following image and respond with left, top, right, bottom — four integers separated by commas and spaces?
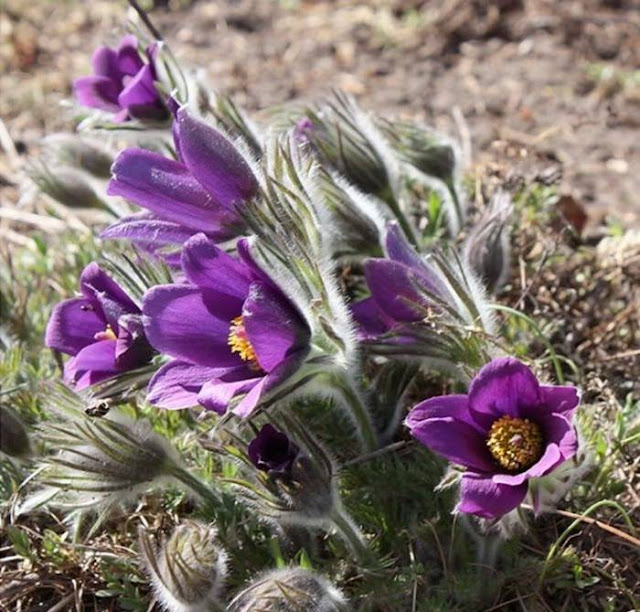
1, 0, 639, 228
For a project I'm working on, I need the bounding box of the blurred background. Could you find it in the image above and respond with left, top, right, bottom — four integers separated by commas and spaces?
1, 0, 639, 229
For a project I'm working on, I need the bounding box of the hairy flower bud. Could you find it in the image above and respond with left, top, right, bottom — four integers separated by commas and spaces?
43, 134, 114, 179
0, 405, 31, 458
463, 189, 513, 294
228, 568, 348, 612
30, 164, 108, 210
139, 522, 227, 612
22, 413, 177, 514
303, 93, 399, 200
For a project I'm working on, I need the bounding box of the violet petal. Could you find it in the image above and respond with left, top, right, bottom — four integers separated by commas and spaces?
458, 472, 528, 518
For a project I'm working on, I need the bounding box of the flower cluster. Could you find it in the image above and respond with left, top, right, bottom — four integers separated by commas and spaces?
33, 20, 587, 609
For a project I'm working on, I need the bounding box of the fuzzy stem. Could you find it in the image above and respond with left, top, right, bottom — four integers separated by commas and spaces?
330, 505, 370, 564
380, 186, 419, 247
446, 179, 464, 235
170, 464, 220, 511
329, 373, 378, 452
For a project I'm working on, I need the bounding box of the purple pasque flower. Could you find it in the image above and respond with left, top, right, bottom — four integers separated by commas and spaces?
103, 108, 258, 251
142, 233, 311, 417
351, 223, 450, 339
74, 35, 168, 123
45, 263, 154, 389
405, 357, 580, 519
248, 424, 300, 476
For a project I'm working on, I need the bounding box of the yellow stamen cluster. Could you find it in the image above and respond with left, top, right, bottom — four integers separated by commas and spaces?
487, 415, 543, 471
228, 315, 259, 366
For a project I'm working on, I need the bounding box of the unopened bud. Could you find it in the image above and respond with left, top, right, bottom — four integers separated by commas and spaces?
43, 134, 113, 178
463, 189, 513, 293
228, 568, 349, 612
30, 164, 108, 210
33, 415, 176, 511
382, 120, 458, 184
139, 521, 227, 612
0, 405, 31, 458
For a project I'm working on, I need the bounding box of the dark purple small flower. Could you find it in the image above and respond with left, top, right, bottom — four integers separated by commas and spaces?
74, 35, 168, 123
142, 233, 310, 417
45, 263, 154, 389
352, 223, 449, 339
103, 108, 258, 250
248, 424, 300, 475
405, 357, 580, 519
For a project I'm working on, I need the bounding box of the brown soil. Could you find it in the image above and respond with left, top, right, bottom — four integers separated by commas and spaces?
1, 0, 639, 228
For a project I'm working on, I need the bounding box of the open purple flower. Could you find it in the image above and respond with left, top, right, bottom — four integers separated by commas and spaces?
45, 263, 154, 389
352, 223, 449, 339
103, 108, 258, 250
248, 424, 300, 476
405, 358, 580, 519
142, 233, 311, 417
74, 35, 168, 123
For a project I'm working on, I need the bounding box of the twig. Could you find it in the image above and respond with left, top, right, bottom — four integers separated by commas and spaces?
127, 0, 164, 41
521, 504, 640, 548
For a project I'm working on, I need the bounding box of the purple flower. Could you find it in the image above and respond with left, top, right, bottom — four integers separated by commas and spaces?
405, 358, 580, 519
45, 263, 154, 389
142, 233, 311, 417
103, 109, 258, 250
74, 35, 168, 123
248, 424, 300, 475
352, 223, 449, 339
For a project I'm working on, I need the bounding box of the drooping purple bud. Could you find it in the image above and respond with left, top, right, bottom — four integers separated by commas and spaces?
248, 424, 299, 476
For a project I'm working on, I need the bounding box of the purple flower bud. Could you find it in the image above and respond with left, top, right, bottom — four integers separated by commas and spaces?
248, 424, 300, 476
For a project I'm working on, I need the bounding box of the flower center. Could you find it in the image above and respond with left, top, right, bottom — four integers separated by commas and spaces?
228, 316, 259, 367
487, 416, 543, 471
94, 324, 117, 341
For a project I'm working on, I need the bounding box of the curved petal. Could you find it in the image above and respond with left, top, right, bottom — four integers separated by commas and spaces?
80, 263, 139, 328
181, 233, 251, 299
405, 394, 484, 433
108, 149, 229, 233
458, 473, 527, 518
74, 76, 121, 112
117, 65, 165, 120
537, 385, 580, 419
544, 413, 578, 460
45, 297, 105, 356
176, 109, 258, 208
364, 259, 429, 322
492, 444, 562, 486
243, 282, 310, 373
351, 297, 392, 340
143, 284, 242, 368
64, 340, 119, 389
197, 370, 262, 415
91, 46, 120, 81
147, 360, 219, 409
101, 215, 201, 246
407, 414, 494, 472
384, 222, 423, 268
468, 357, 541, 429
116, 35, 144, 75
232, 377, 268, 418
